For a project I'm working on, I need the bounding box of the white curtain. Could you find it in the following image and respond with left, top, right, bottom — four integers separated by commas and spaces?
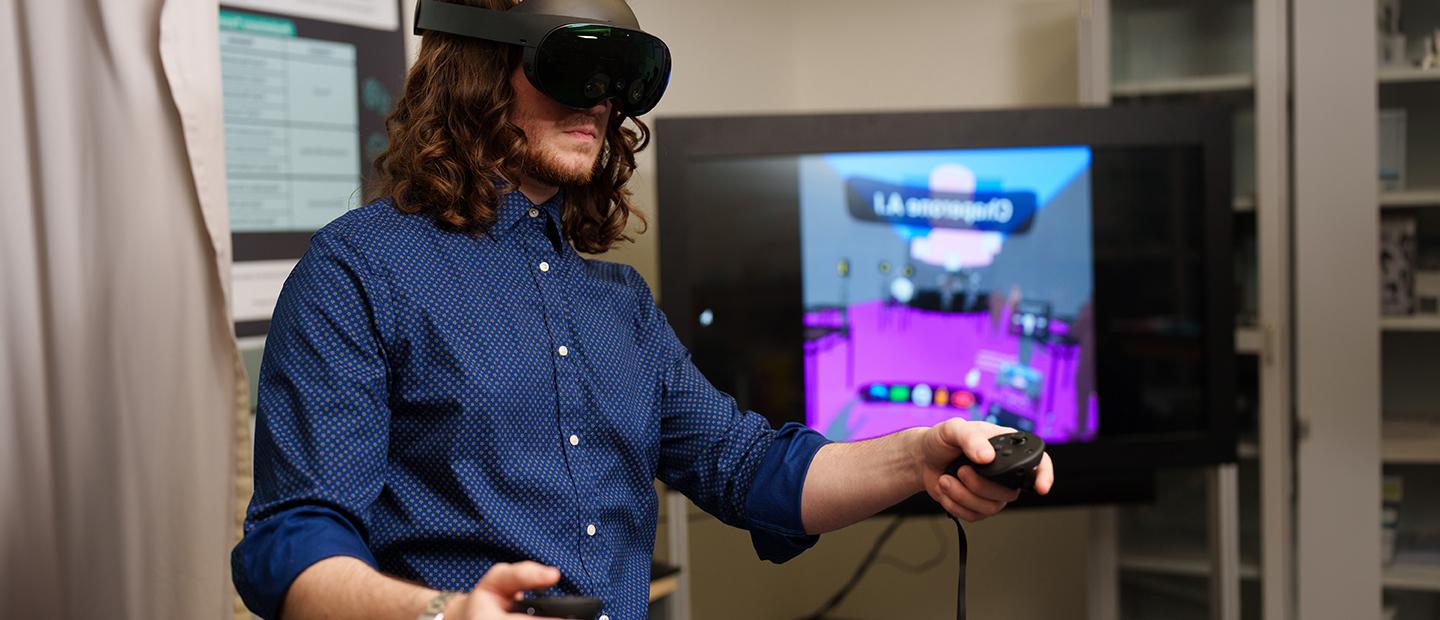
0, 0, 241, 618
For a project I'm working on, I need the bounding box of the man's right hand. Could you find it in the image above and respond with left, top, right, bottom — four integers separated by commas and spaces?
444, 561, 565, 619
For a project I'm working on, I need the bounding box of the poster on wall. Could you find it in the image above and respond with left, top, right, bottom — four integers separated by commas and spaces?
221, 2, 406, 338
221, 0, 400, 31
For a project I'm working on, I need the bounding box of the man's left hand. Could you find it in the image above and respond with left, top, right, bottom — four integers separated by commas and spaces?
915, 419, 1054, 522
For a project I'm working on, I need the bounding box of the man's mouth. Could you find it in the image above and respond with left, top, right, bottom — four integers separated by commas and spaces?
562, 126, 598, 140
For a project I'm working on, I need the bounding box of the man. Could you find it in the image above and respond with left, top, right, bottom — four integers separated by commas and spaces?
232, 1, 1054, 618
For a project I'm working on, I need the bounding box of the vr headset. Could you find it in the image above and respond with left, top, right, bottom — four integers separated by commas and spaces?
414, 0, 671, 116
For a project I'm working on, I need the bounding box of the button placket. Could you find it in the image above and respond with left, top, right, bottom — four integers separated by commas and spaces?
552, 261, 592, 565
519, 223, 585, 494
522, 227, 592, 558
543, 256, 579, 418
531, 241, 590, 513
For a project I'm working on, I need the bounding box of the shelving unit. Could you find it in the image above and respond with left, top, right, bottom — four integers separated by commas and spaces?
1088, 1, 1440, 617
1374, 4, 1440, 620
1376, 2, 1440, 615
1083, 0, 1291, 618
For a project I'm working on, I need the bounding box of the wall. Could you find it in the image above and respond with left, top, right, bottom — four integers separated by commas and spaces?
403, 2, 1093, 618
788, 0, 1078, 114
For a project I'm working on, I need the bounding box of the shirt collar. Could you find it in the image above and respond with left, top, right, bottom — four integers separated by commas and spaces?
492, 186, 565, 241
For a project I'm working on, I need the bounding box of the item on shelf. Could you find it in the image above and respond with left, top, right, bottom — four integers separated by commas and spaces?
1379, 109, 1406, 192
1377, 0, 1409, 67
1416, 271, 1440, 315
1382, 475, 1402, 566
1381, 215, 1418, 315
1424, 28, 1440, 69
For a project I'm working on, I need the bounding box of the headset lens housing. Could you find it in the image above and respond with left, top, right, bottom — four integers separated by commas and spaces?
531, 24, 670, 115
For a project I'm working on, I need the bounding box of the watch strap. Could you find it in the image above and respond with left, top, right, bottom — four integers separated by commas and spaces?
417, 590, 461, 620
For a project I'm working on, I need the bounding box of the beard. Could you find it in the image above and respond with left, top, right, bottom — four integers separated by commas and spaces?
522, 139, 601, 187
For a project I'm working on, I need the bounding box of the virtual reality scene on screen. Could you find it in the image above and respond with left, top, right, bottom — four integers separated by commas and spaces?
800, 147, 1097, 444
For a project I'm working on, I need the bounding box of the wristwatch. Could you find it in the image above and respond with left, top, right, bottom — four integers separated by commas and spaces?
417, 590, 461, 620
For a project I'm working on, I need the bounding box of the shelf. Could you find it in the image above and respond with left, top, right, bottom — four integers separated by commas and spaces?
1382, 421, 1440, 464
1381, 316, 1440, 331
1112, 73, 1253, 97
1235, 326, 1263, 354
649, 574, 679, 602
1384, 562, 1440, 592
1119, 551, 1261, 581
649, 561, 680, 602
1379, 66, 1440, 84
1380, 190, 1440, 208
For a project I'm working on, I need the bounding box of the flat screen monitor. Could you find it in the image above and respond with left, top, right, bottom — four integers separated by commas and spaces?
656, 106, 1236, 484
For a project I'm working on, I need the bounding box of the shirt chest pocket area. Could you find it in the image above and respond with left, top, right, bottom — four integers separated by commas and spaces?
569, 327, 662, 445
389, 302, 553, 421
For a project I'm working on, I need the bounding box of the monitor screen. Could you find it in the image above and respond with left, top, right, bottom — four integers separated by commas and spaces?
658, 107, 1235, 474
798, 147, 1096, 444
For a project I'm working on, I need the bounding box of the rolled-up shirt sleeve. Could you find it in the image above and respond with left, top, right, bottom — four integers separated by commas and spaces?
637, 269, 831, 563
743, 421, 831, 562
232, 506, 378, 619
232, 227, 394, 619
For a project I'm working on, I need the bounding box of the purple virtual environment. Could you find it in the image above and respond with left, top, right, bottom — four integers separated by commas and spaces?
801, 147, 1098, 444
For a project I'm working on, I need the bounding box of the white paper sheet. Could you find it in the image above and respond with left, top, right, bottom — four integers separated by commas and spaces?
232, 259, 301, 322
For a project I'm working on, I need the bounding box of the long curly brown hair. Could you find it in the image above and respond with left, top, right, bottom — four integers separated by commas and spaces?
364, 0, 649, 253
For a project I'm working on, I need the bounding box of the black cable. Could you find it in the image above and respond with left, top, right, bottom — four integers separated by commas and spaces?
796, 515, 907, 620
874, 516, 949, 574
793, 514, 972, 620
953, 518, 968, 620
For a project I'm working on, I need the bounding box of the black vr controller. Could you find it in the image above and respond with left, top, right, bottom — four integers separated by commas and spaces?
945, 430, 1045, 620
513, 595, 604, 619
945, 430, 1045, 491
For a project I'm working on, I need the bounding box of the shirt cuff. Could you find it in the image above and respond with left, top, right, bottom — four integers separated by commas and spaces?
232, 505, 378, 619
743, 422, 832, 563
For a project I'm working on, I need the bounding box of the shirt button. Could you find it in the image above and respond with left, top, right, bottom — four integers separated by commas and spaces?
528, 208, 539, 218
599, 615, 610, 620
569, 434, 580, 446
558, 345, 569, 357
586, 524, 597, 536
539, 261, 550, 272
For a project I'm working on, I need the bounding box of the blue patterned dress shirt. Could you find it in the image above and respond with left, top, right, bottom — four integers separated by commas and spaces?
232, 190, 830, 620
